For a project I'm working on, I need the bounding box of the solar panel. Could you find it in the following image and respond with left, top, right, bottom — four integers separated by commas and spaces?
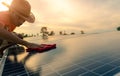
2, 58, 28, 76
1, 45, 29, 76
1, 32, 120, 76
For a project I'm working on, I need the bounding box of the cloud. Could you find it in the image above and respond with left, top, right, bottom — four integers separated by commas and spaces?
15, 0, 120, 34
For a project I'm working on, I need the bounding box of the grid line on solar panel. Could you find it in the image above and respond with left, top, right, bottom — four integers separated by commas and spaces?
90, 54, 112, 61
5, 71, 28, 76
27, 64, 55, 76
79, 54, 119, 69
40, 71, 58, 76
79, 72, 99, 76
83, 61, 105, 70
23, 64, 30, 76
75, 53, 120, 75
92, 64, 115, 75
44, 51, 120, 75
54, 60, 101, 76
54, 64, 79, 75
49, 60, 75, 70
51, 57, 86, 75
76, 59, 96, 67
25, 61, 59, 75
96, 56, 119, 64
3, 65, 28, 76
3, 67, 25, 75
44, 72, 60, 76
29, 64, 58, 76
41, 67, 54, 75
61, 67, 87, 76
3, 65, 28, 75
49, 65, 61, 76
77, 64, 100, 76
4, 65, 25, 72
2, 44, 120, 75
46, 55, 94, 75
83, 60, 115, 72
109, 59, 120, 65
43, 51, 116, 75
102, 67, 120, 76
101, 67, 119, 76
108, 58, 120, 67
2, 56, 29, 76
96, 58, 120, 68
98, 56, 119, 63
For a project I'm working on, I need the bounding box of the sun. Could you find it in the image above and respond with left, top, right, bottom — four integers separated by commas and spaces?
0, 0, 13, 11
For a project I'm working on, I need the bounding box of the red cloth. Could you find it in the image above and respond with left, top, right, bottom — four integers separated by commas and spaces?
26, 44, 56, 52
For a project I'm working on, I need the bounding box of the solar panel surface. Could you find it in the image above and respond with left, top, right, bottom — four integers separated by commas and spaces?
1, 31, 120, 76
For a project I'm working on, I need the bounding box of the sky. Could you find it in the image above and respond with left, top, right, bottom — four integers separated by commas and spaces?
0, 0, 120, 34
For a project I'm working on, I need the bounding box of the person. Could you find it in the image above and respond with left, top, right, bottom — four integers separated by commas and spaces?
0, 0, 41, 55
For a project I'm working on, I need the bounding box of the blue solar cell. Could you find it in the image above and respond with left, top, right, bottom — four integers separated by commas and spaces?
91, 54, 108, 61
2, 58, 28, 76
62, 68, 87, 76
93, 64, 115, 75
109, 59, 120, 67
81, 72, 99, 76
99, 57, 115, 63
5, 71, 28, 76
77, 59, 95, 67
41, 68, 55, 76
1, 33, 120, 76
50, 58, 77, 70
58, 64, 78, 74
84, 62, 104, 70
45, 73, 59, 76
103, 67, 120, 76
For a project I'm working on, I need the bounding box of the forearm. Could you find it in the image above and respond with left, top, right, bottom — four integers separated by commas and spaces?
0, 27, 28, 45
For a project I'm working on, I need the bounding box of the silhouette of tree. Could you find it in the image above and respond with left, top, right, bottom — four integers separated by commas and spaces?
80, 30, 85, 34
117, 26, 120, 31
63, 31, 67, 35
70, 32, 75, 35
49, 31, 55, 36
36, 33, 39, 36
24, 34, 28, 37
40, 27, 48, 39
59, 31, 63, 35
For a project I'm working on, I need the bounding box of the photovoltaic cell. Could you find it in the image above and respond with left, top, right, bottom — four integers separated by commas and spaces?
1, 32, 120, 76
2, 47, 28, 76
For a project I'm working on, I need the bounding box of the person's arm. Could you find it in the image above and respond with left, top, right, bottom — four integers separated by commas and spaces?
11, 32, 23, 39
0, 25, 40, 48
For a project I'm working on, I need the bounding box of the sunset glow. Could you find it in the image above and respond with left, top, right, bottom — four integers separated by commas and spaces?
0, 0, 13, 11
0, 0, 119, 34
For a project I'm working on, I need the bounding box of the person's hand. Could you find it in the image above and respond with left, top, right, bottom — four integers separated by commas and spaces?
17, 34, 23, 39
25, 42, 43, 48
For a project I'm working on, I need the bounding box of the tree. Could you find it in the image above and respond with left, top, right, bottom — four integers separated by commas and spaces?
117, 26, 120, 31
70, 32, 75, 35
40, 27, 48, 39
59, 31, 63, 35
49, 31, 55, 36
80, 30, 85, 34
